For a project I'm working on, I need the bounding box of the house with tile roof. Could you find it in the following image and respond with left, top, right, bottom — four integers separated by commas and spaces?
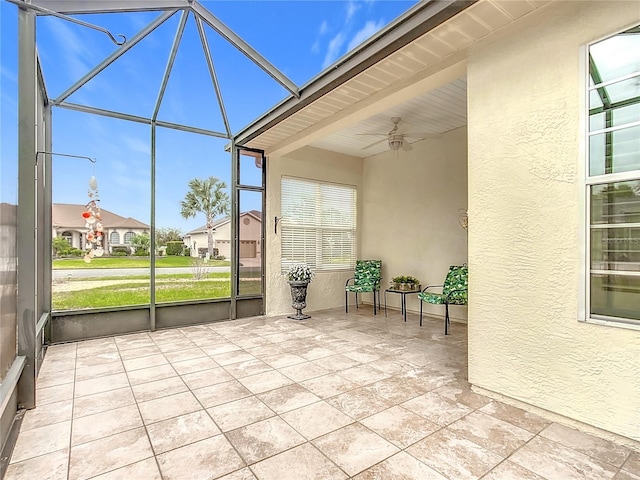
52, 203, 149, 254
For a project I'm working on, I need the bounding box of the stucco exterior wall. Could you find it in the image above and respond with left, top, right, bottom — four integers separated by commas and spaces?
266, 146, 363, 315
361, 127, 468, 320
467, 1, 640, 440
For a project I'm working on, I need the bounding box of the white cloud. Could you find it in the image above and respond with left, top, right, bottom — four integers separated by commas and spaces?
318, 20, 329, 36
322, 32, 346, 69
46, 19, 93, 81
346, 19, 384, 52
345, 1, 360, 24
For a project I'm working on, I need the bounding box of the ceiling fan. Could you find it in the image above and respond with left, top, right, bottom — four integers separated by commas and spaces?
358, 116, 440, 152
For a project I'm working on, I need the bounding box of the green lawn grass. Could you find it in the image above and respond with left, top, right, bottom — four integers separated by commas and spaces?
52, 276, 262, 310
53, 256, 230, 269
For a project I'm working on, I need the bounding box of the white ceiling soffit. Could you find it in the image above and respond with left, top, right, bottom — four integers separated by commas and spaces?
310, 77, 467, 157
241, 0, 551, 158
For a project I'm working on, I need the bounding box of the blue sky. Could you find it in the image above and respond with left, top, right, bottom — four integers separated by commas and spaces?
1, 0, 417, 232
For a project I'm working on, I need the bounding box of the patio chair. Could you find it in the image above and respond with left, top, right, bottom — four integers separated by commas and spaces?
345, 260, 382, 315
418, 265, 468, 334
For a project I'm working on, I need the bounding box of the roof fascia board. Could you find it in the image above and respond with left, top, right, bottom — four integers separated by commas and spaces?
233, 0, 477, 146
27, 0, 190, 14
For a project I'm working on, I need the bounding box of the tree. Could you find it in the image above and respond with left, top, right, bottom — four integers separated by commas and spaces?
131, 232, 150, 255
180, 176, 230, 257
155, 227, 183, 247
52, 236, 72, 257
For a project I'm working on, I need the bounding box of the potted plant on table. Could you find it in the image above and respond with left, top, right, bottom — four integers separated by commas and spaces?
286, 263, 314, 320
391, 275, 421, 291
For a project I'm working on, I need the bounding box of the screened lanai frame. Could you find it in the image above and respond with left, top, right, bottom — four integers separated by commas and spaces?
11, 0, 300, 408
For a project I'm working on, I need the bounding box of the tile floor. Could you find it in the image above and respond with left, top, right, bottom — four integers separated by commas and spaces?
5, 308, 640, 480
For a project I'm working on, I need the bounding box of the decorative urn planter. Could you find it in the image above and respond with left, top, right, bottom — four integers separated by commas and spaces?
287, 280, 311, 320
286, 263, 314, 320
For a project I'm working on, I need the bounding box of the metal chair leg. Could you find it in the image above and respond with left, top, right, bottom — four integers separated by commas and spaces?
445, 303, 450, 335
420, 301, 423, 327
345, 291, 348, 313
373, 290, 377, 315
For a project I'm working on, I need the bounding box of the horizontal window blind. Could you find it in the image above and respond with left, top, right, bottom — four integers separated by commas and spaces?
281, 177, 357, 272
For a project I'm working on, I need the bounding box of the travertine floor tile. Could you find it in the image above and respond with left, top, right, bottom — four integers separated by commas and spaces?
74, 372, 129, 398
432, 382, 491, 409
36, 382, 74, 405
163, 347, 207, 363
207, 396, 274, 432
250, 442, 347, 480
479, 400, 551, 434
448, 411, 533, 457
539, 422, 631, 468
181, 366, 233, 389
406, 428, 503, 480
131, 375, 188, 402
353, 451, 446, 480
71, 404, 142, 446
237, 370, 294, 394
171, 355, 219, 375
280, 400, 353, 440
192, 379, 252, 408
509, 435, 619, 480
326, 388, 392, 420
336, 364, 390, 386
223, 358, 273, 378
312, 423, 399, 476
362, 376, 426, 403
138, 391, 202, 424
360, 405, 439, 448
257, 384, 321, 414
481, 460, 546, 480
146, 410, 220, 454
36, 368, 75, 389
401, 390, 473, 426
122, 353, 168, 372
157, 434, 245, 479
5, 447, 68, 480
72, 387, 135, 418
68, 427, 153, 480
300, 373, 358, 398
10, 421, 71, 464
624, 451, 640, 474
126, 363, 177, 386
21, 399, 72, 431
261, 352, 307, 369
226, 417, 306, 464
89, 457, 162, 480
75, 361, 124, 382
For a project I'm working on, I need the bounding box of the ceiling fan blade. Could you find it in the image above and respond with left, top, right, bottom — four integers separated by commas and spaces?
401, 139, 413, 151
402, 132, 442, 139
361, 137, 388, 150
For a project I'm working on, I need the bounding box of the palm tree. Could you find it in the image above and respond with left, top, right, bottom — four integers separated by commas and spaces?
180, 177, 230, 258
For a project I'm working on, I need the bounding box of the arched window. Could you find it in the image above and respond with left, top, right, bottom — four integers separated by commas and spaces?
110, 232, 120, 244
124, 231, 136, 244
61, 231, 72, 244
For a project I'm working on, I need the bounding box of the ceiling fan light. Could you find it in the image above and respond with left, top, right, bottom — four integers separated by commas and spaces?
388, 135, 403, 151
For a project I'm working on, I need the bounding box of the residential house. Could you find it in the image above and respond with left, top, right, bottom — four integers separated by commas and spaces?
183, 210, 262, 259
52, 203, 149, 254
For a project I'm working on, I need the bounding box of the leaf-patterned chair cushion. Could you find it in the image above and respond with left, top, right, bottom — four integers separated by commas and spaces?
418, 265, 468, 305
345, 260, 382, 293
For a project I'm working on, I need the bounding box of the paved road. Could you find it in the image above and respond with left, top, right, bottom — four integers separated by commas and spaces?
53, 266, 230, 279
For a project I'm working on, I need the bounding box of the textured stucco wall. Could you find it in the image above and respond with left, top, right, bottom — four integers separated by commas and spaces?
467, 1, 640, 440
265, 146, 363, 316
361, 127, 468, 320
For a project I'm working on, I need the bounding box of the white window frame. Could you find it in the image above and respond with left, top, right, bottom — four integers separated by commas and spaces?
583, 25, 640, 330
280, 176, 357, 273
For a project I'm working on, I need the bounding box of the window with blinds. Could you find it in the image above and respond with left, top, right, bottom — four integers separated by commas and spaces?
281, 177, 357, 272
